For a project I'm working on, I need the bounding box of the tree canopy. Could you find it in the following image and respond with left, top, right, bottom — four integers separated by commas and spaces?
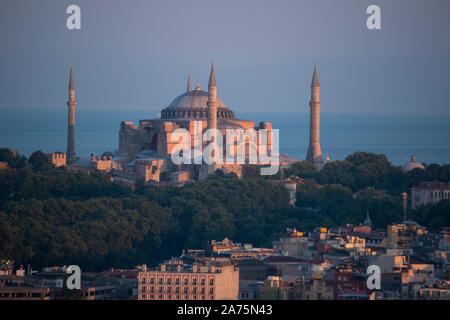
0, 149, 447, 271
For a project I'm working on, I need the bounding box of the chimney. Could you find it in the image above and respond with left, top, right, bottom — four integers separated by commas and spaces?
411, 155, 416, 163
160, 264, 166, 272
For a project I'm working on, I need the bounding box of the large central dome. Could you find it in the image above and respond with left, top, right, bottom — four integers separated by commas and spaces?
160, 88, 235, 120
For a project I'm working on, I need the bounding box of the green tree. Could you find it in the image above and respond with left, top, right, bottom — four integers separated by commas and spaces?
0, 148, 27, 168
284, 161, 317, 179
28, 151, 52, 171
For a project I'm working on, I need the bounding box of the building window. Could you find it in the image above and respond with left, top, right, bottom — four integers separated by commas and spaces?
141, 286, 146, 293
193, 278, 197, 285
167, 278, 171, 285
201, 278, 206, 286
141, 277, 146, 284
209, 279, 214, 285
175, 278, 180, 285
150, 277, 154, 284
159, 278, 163, 284
209, 288, 214, 294
184, 287, 188, 294
184, 278, 188, 285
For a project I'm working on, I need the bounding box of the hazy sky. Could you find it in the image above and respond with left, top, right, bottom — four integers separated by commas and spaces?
1, 0, 449, 115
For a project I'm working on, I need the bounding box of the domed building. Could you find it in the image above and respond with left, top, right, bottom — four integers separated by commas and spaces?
118, 63, 274, 181
403, 155, 425, 172
161, 81, 235, 120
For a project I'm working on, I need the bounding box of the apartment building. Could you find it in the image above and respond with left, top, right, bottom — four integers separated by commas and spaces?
137, 259, 239, 300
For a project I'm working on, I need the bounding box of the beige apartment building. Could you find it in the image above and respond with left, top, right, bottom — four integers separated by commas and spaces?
411, 181, 450, 209
137, 259, 239, 300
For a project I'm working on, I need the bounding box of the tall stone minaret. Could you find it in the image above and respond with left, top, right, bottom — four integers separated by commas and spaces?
199, 62, 219, 179
66, 64, 77, 164
187, 71, 191, 92
207, 61, 217, 133
306, 64, 322, 164
206, 61, 219, 166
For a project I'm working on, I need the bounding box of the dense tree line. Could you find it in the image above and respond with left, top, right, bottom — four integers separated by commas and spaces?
285, 151, 450, 194
409, 199, 450, 231
0, 149, 448, 271
0, 148, 27, 169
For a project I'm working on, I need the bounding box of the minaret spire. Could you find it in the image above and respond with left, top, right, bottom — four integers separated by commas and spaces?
66, 64, 77, 164
208, 60, 216, 86
363, 210, 372, 226
207, 61, 218, 131
69, 63, 75, 99
306, 64, 323, 165
187, 71, 191, 92
311, 64, 319, 87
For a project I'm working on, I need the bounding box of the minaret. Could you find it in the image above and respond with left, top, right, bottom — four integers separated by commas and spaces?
306, 64, 323, 164
363, 210, 373, 227
199, 62, 219, 178
205, 61, 219, 165
187, 71, 191, 92
402, 192, 408, 221
207, 61, 218, 137
66, 64, 77, 164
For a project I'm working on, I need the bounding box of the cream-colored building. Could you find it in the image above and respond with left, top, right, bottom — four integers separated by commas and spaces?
272, 228, 313, 258
46, 152, 66, 167
137, 259, 239, 300
303, 275, 334, 300
411, 181, 450, 209
90, 155, 114, 171
387, 222, 427, 249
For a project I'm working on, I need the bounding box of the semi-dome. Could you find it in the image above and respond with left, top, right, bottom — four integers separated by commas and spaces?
403, 155, 425, 172
160, 88, 235, 120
